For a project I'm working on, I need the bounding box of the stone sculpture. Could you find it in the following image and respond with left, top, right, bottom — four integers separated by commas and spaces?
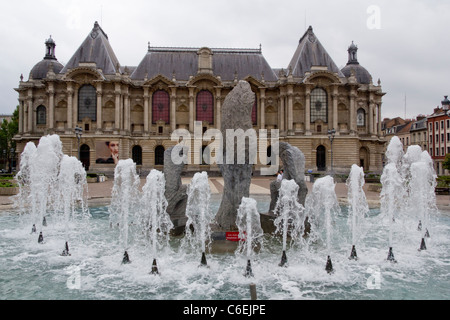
269, 142, 308, 212
214, 80, 255, 230
163, 145, 188, 234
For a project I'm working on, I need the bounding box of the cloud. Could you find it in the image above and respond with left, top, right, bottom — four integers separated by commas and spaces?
1, 0, 449, 122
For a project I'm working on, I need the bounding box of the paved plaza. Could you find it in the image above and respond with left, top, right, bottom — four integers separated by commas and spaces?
1, 176, 448, 212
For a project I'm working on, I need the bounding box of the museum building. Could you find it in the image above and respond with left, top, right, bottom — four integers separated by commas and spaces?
14, 22, 385, 175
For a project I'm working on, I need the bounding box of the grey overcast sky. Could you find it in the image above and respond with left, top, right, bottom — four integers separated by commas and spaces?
1, 0, 449, 120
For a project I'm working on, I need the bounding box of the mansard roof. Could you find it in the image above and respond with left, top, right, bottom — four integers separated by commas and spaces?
60, 22, 120, 75
288, 26, 345, 78
130, 46, 278, 82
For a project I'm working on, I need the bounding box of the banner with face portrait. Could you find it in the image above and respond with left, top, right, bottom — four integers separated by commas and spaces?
95, 141, 119, 165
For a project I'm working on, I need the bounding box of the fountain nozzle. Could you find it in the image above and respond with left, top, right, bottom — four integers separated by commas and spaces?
325, 256, 334, 274
200, 252, 207, 267
349, 245, 358, 260
387, 247, 397, 263
419, 238, 427, 251
38, 232, 44, 244
61, 241, 71, 256
279, 250, 288, 267
122, 250, 131, 264
150, 258, 159, 275
245, 259, 253, 277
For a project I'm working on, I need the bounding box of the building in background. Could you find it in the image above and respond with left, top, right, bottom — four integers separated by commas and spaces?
14, 22, 386, 175
428, 96, 450, 175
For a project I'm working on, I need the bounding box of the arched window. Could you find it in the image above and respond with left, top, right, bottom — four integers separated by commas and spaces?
155, 145, 165, 165
152, 90, 170, 124
196, 90, 214, 124
132, 145, 142, 165
357, 108, 365, 126
78, 85, 97, 121
252, 100, 257, 125
80, 144, 90, 171
310, 88, 328, 123
316, 145, 326, 171
36, 105, 46, 125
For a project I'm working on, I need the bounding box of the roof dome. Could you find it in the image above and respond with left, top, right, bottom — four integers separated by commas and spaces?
30, 59, 64, 80
341, 64, 372, 84
340, 41, 372, 84
29, 36, 64, 80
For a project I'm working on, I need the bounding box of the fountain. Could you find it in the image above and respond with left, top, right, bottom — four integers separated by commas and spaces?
109, 159, 140, 264
14, 135, 89, 252
405, 149, 437, 250
140, 169, 173, 274
236, 197, 264, 277
183, 171, 214, 267
305, 175, 341, 273
346, 164, 369, 260
56, 155, 89, 256
3, 81, 447, 300
273, 180, 305, 267
380, 136, 405, 263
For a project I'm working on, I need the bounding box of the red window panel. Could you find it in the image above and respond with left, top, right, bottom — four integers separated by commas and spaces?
152, 90, 170, 124
196, 90, 214, 124
252, 100, 257, 125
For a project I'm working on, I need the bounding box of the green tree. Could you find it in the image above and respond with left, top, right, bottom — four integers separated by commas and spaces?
443, 153, 450, 171
0, 106, 19, 171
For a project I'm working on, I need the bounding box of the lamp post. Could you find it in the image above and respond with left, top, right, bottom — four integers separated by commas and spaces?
328, 128, 336, 175
75, 126, 83, 160
10, 148, 15, 173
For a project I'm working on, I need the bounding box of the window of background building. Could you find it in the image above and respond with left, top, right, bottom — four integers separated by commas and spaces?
132, 145, 142, 165
310, 88, 328, 123
78, 85, 97, 121
152, 90, 170, 124
196, 90, 214, 124
36, 105, 46, 125
357, 108, 365, 126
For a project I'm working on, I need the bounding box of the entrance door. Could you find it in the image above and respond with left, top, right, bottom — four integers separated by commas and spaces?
316, 145, 326, 171
80, 144, 90, 171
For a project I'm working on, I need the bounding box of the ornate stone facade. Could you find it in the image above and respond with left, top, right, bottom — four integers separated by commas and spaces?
14, 22, 386, 175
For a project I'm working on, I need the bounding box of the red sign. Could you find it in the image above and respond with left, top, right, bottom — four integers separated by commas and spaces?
226, 232, 240, 242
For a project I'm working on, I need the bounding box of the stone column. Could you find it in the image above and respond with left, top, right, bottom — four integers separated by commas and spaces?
123, 91, 130, 132
259, 88, 266, 130
48, 83, 55, 130
279, 92, 285, 132
189, 87, 195, 132
96, 82, 103, 132
369, 103, 374, 136
66, 83, 73, 131
332, 86, 338, 135
305, 86, 311, 135
349, 88, 357, 135
215, 87, 222, 129
287, 85, 294, 134
27, 95, 33, 133
73, 86, 78, 128
114, 84, 121, 132
377, 103, 382, 136
143, 86, 149, 133
18, 100, 23, 133
170, 87, 177, 132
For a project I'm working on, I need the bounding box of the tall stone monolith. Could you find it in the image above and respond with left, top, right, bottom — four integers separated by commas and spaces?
214, 80, 255, 230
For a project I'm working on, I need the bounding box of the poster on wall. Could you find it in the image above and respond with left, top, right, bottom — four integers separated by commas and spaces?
96, 141, 119, 164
